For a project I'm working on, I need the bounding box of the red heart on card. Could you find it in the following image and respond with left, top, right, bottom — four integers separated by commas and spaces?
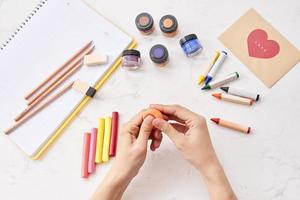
247, 29, 280, 59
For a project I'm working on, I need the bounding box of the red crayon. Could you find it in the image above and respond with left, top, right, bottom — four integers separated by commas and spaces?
109, 112, 119, 157
81, 132, 91, 178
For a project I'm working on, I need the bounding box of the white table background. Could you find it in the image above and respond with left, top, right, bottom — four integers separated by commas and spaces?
1, 0, 300, 199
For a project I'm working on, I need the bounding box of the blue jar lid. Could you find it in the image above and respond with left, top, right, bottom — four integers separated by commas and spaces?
179, 34, 198, 46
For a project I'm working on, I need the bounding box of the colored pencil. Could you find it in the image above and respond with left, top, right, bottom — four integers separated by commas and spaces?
95, 118, 105, 163
27, 43, 94, 106
82, 132, 91, 178
25, 41, 93, 100
109, 112, 119, 157
14, 60, 83, 121
212, 93, 253, 106
102, 117, 112, 162
4, 82, 73, 135
197, 51, 220, 85
220, 87, 260, 101
211, 118, 251, 134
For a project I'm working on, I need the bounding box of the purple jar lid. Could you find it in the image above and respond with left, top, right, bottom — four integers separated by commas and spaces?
149, 44, 168, 64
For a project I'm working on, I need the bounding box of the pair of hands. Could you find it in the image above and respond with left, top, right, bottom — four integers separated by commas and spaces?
91, 104, 236, 200
113, 104, 218, 181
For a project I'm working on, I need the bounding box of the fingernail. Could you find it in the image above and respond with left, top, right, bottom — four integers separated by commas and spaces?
153, 119, 162, 128
145, 115, 154, 121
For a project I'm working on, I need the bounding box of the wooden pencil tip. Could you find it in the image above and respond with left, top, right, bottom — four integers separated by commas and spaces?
212, 93, 221, 99
210, 118, 220, 124
247, 127, 251, 134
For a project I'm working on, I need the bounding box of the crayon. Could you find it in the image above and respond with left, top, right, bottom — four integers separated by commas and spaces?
205, 51, 227, 85
95, 118, 105, 163
88, 128, 97, 174
197, 51, 220, 85
212, 93, 253, 106
81, 132, 91, 178
210, 118, 251, 134
102, 117, 112, 162
220, 87, 260, 101
109, 112, 119, 157
202, 72, 239, 90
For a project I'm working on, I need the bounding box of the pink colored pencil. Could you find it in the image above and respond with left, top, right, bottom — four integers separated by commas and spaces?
109, 112, 119, 157
88, 128, 97, 174
81, 132, 91, 178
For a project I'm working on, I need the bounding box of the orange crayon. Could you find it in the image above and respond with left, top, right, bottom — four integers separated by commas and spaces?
212, 93, 253, 106
211, 118, 251, 134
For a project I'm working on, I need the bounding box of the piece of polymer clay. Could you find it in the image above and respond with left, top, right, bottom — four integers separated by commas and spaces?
142, 108, 163, 119
84, 53, 108, 66
72, 79, 96, 97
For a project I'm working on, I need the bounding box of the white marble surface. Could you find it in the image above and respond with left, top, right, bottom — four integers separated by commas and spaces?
1, 0, 300, 199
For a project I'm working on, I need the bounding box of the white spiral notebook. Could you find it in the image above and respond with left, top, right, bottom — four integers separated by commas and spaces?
0, 0, 135, 159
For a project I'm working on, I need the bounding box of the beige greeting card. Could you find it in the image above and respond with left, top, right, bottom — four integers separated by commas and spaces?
219, 8, 300, 88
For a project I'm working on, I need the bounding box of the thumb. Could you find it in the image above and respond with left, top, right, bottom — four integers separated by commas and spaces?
153, 119, 181, 143
136, 115, 154, 146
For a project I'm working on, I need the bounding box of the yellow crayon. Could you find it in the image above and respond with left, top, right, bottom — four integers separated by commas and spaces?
102, 117, 112, 162
197, 51, 220, 85
95, 118, 105, 163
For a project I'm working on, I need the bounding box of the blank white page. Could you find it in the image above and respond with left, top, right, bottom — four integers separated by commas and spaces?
0, 0, 132, 157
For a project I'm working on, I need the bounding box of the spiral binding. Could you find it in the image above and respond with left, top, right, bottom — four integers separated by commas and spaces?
0, 0, 48, 51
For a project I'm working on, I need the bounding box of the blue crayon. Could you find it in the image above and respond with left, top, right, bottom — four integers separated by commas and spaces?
205, 51, 227, 85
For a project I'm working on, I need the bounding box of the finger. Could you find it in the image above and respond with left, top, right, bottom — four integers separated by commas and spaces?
153, 133, 163, 150
150, 139, 156, 151
163, 114, 169, 120
127, 109, 147, 127
153, 129, 161, 140
153, 139, 162, 150
170, 123, 188, 133
123, 124, 139, 136
166, 115, 185, 124
137, 115, 154, 146
150, 104, 195, 123
152, 118, 182, 143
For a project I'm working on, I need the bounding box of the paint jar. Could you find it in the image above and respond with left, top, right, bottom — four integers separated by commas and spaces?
159, 15, 178, 37
135, 13, 154, 35
149, 44, 169, 67
121, 49, 141, 70
179, 34, 203, 57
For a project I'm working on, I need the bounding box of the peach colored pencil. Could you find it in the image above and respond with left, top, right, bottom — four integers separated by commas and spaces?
27, 44, 94, 106
25, 41, 93, 100
29, 60, 82, 105
4, 82, 74, 135
14, 60, 83, 121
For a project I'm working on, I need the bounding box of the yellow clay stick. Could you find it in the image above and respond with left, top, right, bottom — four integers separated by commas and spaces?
95, 118, 105, 163
102, 117, 112, 162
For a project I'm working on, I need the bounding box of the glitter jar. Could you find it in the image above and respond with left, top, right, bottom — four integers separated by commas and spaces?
179, 34, 203, 57
121, 49, 141, 70
149, 44, 169, 67
159, 15, 178, 37
135, 13, 154, 35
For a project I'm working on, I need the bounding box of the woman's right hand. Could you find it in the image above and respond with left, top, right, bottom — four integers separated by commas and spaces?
150, 104, 218, 172
150, 104, 237, 200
